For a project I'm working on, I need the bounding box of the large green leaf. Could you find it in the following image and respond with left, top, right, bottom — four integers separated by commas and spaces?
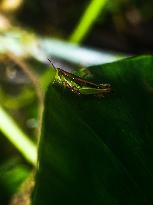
32, 55, 153, 205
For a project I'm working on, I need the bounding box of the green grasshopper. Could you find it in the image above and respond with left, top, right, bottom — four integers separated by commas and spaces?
48, 59, 112, 97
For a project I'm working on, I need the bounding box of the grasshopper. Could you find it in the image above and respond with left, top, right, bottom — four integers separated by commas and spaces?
48, 59, 112, 97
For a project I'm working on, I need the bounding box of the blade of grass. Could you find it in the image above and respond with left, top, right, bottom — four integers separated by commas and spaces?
0, 28, 120, 66
0, 106, 37, 166
42, 38, 120, 66
69, 0, 107, 44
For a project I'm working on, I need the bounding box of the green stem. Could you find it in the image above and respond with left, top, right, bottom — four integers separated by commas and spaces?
69, 0, 107, 44
0, 106, 37, 166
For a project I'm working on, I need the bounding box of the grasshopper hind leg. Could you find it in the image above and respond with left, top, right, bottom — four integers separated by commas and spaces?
63, 81, 81, 95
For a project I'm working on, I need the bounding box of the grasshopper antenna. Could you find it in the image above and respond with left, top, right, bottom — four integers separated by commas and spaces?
48, 58, 56, 70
